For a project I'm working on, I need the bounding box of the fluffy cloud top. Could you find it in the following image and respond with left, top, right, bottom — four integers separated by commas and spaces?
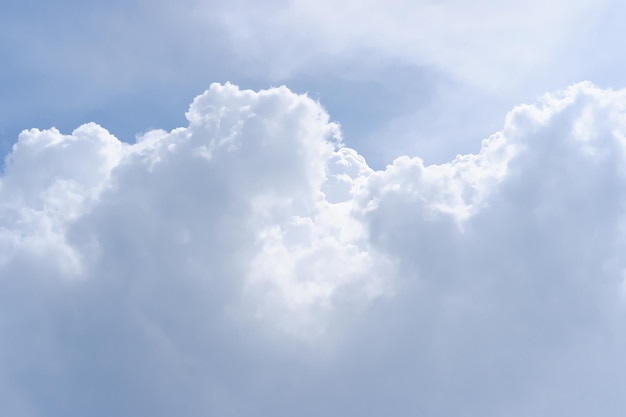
2, 82, 626, 416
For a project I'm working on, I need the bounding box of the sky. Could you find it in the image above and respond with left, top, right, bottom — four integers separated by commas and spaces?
3, 1, 626, 416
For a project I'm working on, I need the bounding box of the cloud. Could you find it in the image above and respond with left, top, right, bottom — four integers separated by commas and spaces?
3, 0, 616, 96
206, 0, 607, 90
2, 81, 626, 416
5, 0, 626, 181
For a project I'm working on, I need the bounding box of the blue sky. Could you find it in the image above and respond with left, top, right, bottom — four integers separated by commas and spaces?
3, 1, 626, 416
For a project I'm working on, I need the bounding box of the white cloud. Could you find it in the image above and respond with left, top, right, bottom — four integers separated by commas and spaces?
206, 0, 607, 90
3, 0, 618, 96
2, 82, 626, 416
5, 0, 626, 179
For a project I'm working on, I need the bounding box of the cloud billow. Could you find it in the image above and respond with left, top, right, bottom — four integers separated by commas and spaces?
1, 81, 625, 416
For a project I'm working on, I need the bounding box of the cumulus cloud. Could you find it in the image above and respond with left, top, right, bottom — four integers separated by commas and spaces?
2, 82, 626, 416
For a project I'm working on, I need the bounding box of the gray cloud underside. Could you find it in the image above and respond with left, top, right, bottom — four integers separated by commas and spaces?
2, 82, 626, 416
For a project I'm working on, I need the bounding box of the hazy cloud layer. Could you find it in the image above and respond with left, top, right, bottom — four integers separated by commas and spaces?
2, 82, 626, 416
208, 0, 607, 89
